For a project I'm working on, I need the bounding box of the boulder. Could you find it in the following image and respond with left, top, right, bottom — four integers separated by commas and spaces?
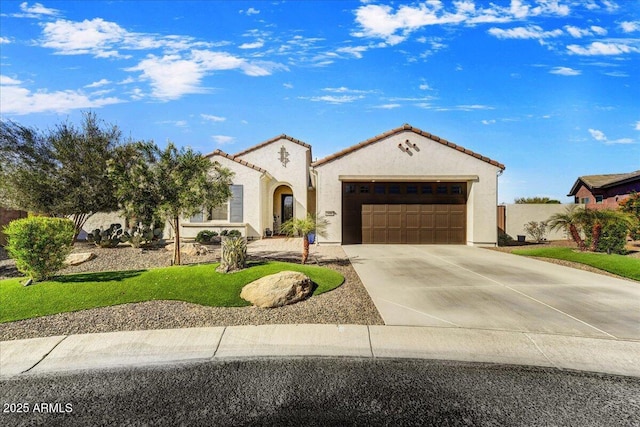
64, 252, 96, 266
165, 242, 209, 256
241, 271, 313, 308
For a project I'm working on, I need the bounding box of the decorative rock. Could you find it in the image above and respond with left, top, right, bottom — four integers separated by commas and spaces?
240, 271, 313, 308
65, 252, 96, 266
165, 242, 209, 256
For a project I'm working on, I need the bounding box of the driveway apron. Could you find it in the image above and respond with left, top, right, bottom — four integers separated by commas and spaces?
342, 245, 640, 340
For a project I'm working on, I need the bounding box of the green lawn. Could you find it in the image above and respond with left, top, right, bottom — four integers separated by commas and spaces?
512, 247, 640, 281
0, 261, 344, 323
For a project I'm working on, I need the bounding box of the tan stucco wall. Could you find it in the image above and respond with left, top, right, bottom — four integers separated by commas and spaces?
314, 130, 502, 245
181, 155, 265, 239
504, 203, 581, 241
236, 138, 312, 228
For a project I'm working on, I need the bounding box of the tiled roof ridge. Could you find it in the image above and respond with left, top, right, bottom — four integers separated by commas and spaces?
233, 134, 311, 158
206, 149, 267, 173
312, 123, 505, 170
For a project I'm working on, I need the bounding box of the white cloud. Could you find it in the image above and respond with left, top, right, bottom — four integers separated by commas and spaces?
0, 80, 122, 114
588, 128, 607, 141
352, 1, 571, 45
41, 18, 128, 56
482, 119, 496, 125
419, 83, 432, 90
550, 66, 581, 76
567, 41, 639, 56
85, 79, 111, 88
591, 26, 607, 35
127, 51, 287, 100
239, 40, 264, 49
336, 46, 369, 59
488, 25, 563, 41
374, 104, 401, 109
240, 8, 260, 16
303, 95, 364, 104
201, 114, 226, 122
11, 2, 60, 18
283, 83, 293, 89
212, 135, 235, 145
0, 37, 11, 44
589, 128, 636, 145
620, 21, 640, 33
635, 121, 640, 131
564, 25, 591, 38
0, 75, 22, 85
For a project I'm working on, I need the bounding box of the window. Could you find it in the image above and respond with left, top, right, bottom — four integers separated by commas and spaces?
407, 185, 418, 194
210, 203, 228, 220
389, 185, 400, 194
421, 185, 433, 194
359, 185, 370, 193
374, 185, 386, 194
451, 185, 463, 195
190, 204, 229, 222
580, 197, 590, 204
345, 184, 356, 194
595, 195, 604, 204
437, 185, 448, 194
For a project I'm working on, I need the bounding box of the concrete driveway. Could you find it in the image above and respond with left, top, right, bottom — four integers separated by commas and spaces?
343, 245, 640, 340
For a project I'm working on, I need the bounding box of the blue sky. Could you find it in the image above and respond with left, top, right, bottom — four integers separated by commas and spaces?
1, 1, 639, 203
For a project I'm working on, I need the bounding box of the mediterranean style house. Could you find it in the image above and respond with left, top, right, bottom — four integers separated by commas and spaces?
568, 170, 640, 209
181, 124, 506, 246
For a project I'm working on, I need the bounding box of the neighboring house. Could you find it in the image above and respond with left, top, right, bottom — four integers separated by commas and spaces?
568, 170, 640, 209
183, 124, 505, 246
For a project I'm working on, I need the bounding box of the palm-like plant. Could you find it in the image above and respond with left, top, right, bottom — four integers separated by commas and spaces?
548, 205, 586, 250
586, 208, 636, 252
280, 214, 329, 264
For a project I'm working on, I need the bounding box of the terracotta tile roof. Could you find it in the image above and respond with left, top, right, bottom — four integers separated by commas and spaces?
569, 170, 640, 195
205, 149, 268, 174
311, 124, 506, 170
233, 134, 311, 158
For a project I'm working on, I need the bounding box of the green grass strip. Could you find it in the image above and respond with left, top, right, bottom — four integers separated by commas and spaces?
0, 261, 344, 323
512, 247, 640, 281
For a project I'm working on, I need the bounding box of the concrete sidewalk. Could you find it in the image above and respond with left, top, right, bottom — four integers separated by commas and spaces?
2, 325, 639, 378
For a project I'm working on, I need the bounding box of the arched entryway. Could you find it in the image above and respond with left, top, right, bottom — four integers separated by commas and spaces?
273, 184, 294, 234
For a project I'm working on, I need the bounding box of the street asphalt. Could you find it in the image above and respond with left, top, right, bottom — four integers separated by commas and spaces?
2, 358, 639, 426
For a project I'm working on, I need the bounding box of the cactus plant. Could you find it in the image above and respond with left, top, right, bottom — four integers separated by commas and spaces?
86, 223, 124, 248
121, 224, 164, 248
216, 236, 247, 273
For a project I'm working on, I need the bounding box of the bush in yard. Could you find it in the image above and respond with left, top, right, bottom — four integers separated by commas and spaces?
523, 221, 548, 243
195, 230, 218, 243
3, 217, 75, 281
597, 221, 628, 254
227, 229, 241, 237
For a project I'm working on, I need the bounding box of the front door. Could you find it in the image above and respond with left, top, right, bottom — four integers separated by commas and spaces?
281, 194, 294, 228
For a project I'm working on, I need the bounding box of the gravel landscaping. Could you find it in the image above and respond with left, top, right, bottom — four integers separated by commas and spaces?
0, 239, 384, 341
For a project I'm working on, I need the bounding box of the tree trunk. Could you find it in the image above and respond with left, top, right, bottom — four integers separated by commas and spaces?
173, 216, 181, 265
71, 212, 89, 244
569, 224, 585, 251
301, 235, 309, 265
590, 222, 602, 252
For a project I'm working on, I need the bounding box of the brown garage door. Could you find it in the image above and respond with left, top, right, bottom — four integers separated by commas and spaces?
362, 204, 466, 244
342, 182, 467, 244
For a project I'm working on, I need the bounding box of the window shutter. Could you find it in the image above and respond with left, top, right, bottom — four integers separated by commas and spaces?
229, 185, 243, 223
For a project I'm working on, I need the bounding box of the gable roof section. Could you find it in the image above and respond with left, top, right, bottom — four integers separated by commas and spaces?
311, 124, 505, 170
568, 170, 640, 196
205, 149, 267, 174
233, 134, 311, 158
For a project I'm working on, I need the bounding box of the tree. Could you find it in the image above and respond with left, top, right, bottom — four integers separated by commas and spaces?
109, 142, 233, 265
0, 112, 122, 241
619, 192, 640, 240
280, 214, 329, 264
514, 197, 561, 204
547, 205, 587, 250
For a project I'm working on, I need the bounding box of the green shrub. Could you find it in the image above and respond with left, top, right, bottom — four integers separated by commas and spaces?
195, 230, 218, 243
597, 221, 628, 254
3, 217, 75, 281
523, 221, 547, 243
227, 229, 241, 237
